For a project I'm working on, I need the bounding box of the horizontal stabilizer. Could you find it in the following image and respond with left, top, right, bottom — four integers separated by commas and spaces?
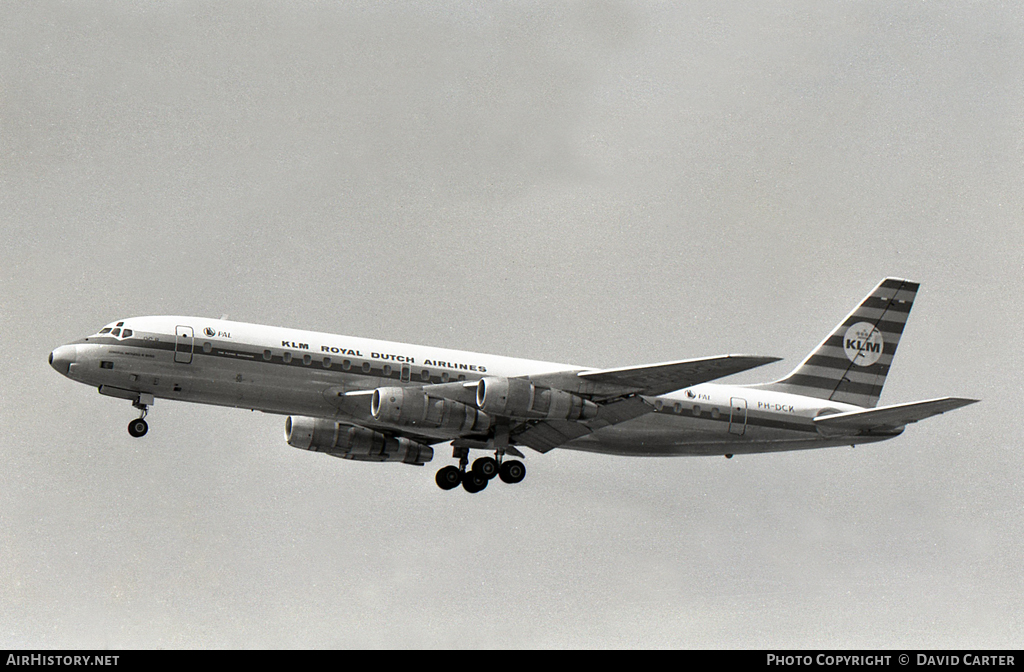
578, 355, 781, 397
813, 397, 978, 433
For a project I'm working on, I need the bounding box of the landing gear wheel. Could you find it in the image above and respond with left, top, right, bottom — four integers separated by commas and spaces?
472, 456, 499, 480
462, 471, 488, 493
499, 459, 525, 484
435, 466, 462, 490
128, 418, 148, 438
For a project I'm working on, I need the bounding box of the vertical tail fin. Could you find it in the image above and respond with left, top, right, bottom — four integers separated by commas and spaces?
757, 278, 920, 408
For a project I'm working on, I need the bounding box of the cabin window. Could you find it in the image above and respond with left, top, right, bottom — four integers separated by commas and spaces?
382, 365, 392, 377
441, 372, 450, 382
302, 354, 312, 365
457, 374, 466, 381
711, 408, 720, 419
692, 405, 701, 417
263, 350, 272, 361
283, 352, 292, 363
674, 403, 682, 414
323, 357, 332, 369
361, 362, 371, 373
342, 360, 351, 370
100, 361, 114, 369
421, 370, 430, 382
202, 342, 212, 353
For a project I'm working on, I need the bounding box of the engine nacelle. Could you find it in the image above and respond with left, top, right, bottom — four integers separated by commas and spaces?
371, 387, 492, 435
284, 416, 433, 465
476, 377, 598, 421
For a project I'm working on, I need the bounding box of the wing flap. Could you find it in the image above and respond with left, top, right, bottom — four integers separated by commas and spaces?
513, 396, 654, 453
813, 397, 979, 432
514, 420, 591, 454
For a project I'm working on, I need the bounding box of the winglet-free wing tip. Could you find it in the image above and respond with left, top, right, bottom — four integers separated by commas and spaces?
730, 354, 784, 365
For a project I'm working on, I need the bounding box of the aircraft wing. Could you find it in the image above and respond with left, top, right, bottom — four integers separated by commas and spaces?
528, 354, 782, 399
510, 355, 780, 452
341, 355, 781, 454
813, 397, 979, 434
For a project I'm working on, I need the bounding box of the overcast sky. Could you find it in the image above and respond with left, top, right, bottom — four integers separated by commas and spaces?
2, 1, 1022, 648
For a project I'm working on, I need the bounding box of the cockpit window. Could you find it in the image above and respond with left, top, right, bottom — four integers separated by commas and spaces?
97, 321, 135, 339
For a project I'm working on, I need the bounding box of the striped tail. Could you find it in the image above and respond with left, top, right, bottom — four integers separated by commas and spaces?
756, 278, 919, 408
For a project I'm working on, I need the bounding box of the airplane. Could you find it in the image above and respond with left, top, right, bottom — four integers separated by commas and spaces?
49, 278, 977, 493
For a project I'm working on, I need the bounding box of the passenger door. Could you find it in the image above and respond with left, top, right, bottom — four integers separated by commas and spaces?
174, 326, 194, 364
729, 397, 747, 435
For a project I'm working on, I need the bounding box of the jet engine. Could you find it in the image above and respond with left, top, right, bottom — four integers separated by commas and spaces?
371, 387, 491, 435
476, 377, 598, 420
285, 416, 433, 465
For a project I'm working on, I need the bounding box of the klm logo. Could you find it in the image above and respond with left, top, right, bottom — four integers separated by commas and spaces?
843, 322, 884, 367
846, 338, 881, 353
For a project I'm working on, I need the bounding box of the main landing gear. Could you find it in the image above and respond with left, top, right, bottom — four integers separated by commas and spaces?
127, 395, 153, 437
434, 455, 527, 493
435, 427, 526, 493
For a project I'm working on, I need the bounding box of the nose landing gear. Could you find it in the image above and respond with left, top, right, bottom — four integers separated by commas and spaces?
127, 395, 153, 437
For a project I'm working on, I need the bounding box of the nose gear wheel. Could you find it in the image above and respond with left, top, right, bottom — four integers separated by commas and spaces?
128, 418, 148, 437
128, 396, 152, 438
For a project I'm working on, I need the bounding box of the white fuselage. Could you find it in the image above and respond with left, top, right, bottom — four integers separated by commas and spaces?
51, 316, 896, 457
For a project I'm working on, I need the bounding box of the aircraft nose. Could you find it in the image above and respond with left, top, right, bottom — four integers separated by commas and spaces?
49, 345, 76, 376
